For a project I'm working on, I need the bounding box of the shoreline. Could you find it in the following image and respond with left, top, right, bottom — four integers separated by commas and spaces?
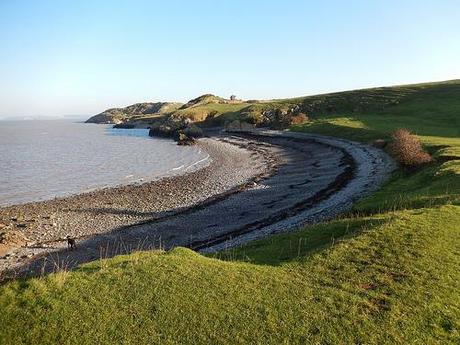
0, 136, 275, 262
0, 131, 394, 279
0, 125, 210, 208
200, 130, 395, 252
0, 147, 212, 209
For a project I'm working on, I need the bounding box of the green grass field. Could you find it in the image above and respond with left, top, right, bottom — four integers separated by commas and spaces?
1, 81, 459, 344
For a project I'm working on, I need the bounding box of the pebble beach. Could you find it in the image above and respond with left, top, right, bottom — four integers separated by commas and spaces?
0, 131, 394, 279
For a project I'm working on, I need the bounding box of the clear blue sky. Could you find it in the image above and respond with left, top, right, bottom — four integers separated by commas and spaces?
1, 0, 459, 117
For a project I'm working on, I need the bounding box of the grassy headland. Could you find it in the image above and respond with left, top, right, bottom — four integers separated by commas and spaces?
1, 80, 459, 344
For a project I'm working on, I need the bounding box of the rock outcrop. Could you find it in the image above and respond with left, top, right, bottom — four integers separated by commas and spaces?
148, 115, 203, 145
175, 132, 196, 146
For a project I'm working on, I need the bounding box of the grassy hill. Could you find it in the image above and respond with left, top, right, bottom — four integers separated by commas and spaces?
2, 80, 459, 344
96, 79, 460, 133
85, 102, 183, 124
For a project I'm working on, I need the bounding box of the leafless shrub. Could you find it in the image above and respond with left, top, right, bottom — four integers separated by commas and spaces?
290, 113, 309, 125
390, 128, 432, 169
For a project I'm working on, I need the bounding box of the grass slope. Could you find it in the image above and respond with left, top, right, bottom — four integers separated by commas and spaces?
1, 81, 459, 344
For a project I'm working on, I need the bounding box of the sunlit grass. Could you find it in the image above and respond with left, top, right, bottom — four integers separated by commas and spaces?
1, 80, 459, 344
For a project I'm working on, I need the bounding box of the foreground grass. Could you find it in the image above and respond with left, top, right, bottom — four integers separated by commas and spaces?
1, 81, 459, 344
1, 206, 459, 344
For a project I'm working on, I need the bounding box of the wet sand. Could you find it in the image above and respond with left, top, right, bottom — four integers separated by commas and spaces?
0, 131, 394, 279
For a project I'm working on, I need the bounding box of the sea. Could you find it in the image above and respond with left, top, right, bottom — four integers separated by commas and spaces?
0, 119, 210, 207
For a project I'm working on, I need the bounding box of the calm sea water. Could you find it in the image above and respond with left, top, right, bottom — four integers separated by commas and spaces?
0, 119, 210, 207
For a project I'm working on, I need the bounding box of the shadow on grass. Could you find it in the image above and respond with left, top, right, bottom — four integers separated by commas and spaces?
352, 165, 460, 215
2, 216, 388, 283
211, 217, 388, 266
76, 256, 135, 274
292, 121, 385, 143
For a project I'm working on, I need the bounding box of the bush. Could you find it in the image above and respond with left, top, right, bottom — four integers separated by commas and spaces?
290, 113, 309, 125
390, 128, 432, 169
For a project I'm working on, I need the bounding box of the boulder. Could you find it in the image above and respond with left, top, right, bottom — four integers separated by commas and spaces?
371, 139, 388, 149
175, 132, 196, 146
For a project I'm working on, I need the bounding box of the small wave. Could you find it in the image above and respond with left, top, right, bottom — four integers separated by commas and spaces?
1, 120, 211, 205
172, 165, 185, 171
185, 154, 210, 172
